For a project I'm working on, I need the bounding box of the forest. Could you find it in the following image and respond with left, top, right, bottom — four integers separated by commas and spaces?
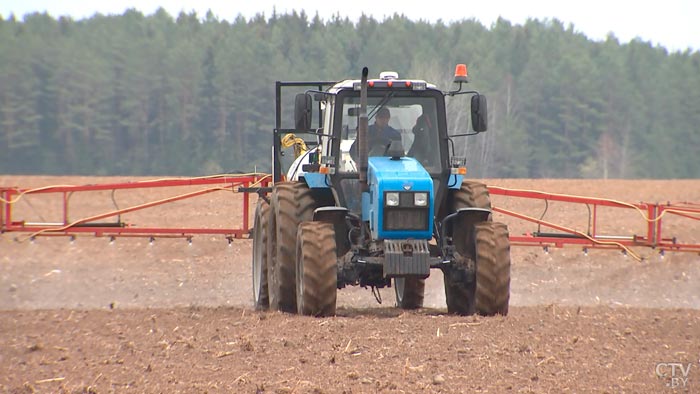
1, 9, 698, 178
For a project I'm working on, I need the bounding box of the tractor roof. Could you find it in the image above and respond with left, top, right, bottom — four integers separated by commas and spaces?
327, 71, 437, 94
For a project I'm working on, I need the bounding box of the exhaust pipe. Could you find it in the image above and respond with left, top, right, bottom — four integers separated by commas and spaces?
359, 67, 369, 192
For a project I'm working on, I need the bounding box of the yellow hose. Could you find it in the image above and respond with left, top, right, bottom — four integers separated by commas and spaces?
280, 133, 308, 158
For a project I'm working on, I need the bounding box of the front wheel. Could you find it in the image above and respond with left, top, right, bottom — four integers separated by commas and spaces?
474, 222, 511, 316
443, 253, 476, 315
296, 222, 337, 317
394, 277, 425, 309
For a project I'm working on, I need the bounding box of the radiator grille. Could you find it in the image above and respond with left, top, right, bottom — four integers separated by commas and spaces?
384, 208, 428, 231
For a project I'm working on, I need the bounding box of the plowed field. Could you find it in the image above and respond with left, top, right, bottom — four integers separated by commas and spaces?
2, 176, 699, 393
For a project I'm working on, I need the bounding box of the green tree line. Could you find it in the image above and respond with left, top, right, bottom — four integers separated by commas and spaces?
1, 9, 698, 178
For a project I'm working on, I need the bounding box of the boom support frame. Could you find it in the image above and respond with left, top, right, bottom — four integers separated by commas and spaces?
1, 175, 270, 240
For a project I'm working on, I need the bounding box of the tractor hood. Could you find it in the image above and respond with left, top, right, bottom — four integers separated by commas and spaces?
366, 156, 434, 240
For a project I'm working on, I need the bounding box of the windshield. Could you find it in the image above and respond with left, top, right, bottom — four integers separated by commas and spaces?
337, 94, 440, 173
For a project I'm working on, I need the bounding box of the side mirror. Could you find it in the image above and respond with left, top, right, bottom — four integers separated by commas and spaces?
471, 94, 488, 132
294, 93, 312, 130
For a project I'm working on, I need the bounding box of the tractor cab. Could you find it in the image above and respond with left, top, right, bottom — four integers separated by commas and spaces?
321, 73, 447, 243
288, 70, 481, 216
332, 73, 443, 174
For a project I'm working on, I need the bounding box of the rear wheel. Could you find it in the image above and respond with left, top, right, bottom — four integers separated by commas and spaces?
267, 182, 320, 313
296, 222, 337, 317
444, 181, 492, 315
252, 199, 269, 310
475, 222, 511, 316
452, 181, 491, 212
394, 277, 425, 309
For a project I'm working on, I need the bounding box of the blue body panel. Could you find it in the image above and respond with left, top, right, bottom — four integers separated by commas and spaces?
303, 173, 331, 188
367, 157, 434, 240
448, 174, 463, 189
362, 192, 371, 221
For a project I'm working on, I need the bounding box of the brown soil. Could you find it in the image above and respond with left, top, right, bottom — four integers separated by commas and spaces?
1, 176, 699, 393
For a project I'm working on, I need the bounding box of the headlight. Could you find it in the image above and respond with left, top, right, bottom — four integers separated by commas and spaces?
414, 192, 428, 207
386, 192, 400, 207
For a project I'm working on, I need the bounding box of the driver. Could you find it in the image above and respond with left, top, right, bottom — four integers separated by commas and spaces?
350, 107, 402, 159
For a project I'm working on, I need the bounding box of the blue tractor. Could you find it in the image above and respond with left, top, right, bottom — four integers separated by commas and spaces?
252, 66, 510, 317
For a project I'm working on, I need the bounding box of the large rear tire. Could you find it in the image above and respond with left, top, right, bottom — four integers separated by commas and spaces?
296, 222, 338, 317
394, 277, 425, 309
452, 181, 491, 212
474, 222, 511, 316
444, 181, 492, 315
267, 182, 320, 313
252, 199, 269, 310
